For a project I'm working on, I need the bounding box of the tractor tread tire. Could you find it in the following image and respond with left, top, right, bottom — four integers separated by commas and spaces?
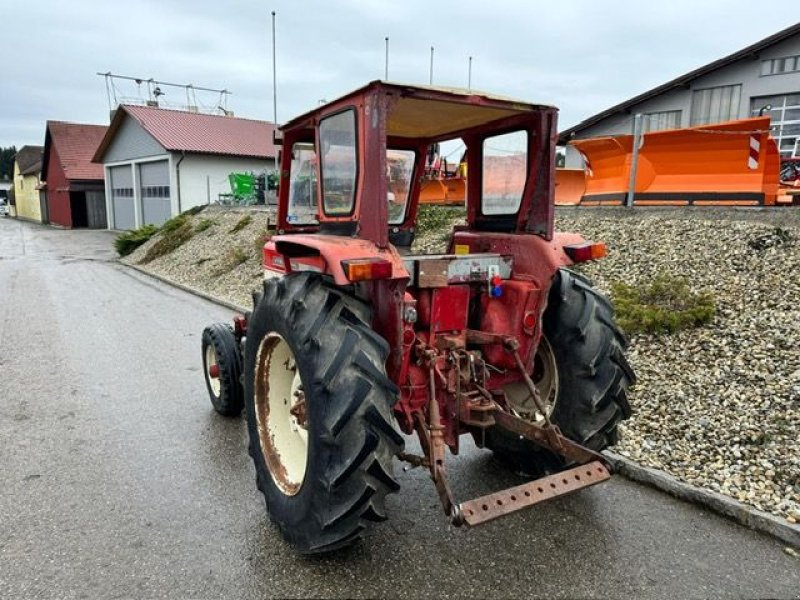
201, 323, 243, 417
244, 273, 403, 554
486, 268, 634, 474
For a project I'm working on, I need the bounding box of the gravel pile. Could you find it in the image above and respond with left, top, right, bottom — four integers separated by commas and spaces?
124, 205, 800, 523
558, 208, 799, 524
122, 206, 273, 309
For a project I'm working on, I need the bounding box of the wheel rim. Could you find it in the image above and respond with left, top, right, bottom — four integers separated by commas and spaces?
253, 333, 309, 496
205, 345, 221, 397
504, 335, 560, 422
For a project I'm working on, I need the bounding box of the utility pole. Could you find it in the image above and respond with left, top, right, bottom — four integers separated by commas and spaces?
626, 114, 643, 208
468, 56, 473, 90
429, 46, 434, 85
385, 37, 389, 80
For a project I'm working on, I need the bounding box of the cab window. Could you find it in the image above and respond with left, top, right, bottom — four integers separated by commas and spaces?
287, 143, 318, 225
481, 130, 528, 215
319, 110, 357, 216
387, 149, 415, 225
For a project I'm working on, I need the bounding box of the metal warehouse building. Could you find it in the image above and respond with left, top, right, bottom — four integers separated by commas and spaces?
560, 22, 800, 167
92, 105, 277, 230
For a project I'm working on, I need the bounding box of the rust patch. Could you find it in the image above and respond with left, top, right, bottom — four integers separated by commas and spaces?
254, 334, 300, 496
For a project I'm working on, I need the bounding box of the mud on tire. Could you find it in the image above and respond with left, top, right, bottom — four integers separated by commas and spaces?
244, 273, 404, 553
486, 268, 635, 475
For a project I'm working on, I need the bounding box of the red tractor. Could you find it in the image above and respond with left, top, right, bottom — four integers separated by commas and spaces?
201, 81, 634, 553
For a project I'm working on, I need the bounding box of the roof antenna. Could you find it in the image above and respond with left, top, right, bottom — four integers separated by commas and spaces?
384, 37, 389, 80
429, 46, 434, 85
468, 56, 473, 91
271, 10, 278, 126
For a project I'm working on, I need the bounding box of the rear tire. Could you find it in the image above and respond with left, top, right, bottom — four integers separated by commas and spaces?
244, 273, 404, 553
201, 323, 243, 417
485, 268, 635, 475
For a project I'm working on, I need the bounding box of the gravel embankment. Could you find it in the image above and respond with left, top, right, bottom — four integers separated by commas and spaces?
123, 205, 800, 523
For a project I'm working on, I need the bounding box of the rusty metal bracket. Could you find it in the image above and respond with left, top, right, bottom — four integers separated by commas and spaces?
459, 461, 611, 526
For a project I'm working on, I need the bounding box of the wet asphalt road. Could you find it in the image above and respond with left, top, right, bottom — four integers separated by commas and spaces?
0, 217, 798, 599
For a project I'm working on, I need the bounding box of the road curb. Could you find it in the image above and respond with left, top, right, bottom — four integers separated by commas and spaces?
605, 451, 800, 548
122, 262, 248, 313
120, 260, 800, 550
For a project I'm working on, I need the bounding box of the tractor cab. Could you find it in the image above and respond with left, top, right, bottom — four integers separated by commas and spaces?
274, 80, 557, 247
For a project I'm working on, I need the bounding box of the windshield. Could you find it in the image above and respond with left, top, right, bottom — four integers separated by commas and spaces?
481, 130, 528, 215
387, 149, 415, 224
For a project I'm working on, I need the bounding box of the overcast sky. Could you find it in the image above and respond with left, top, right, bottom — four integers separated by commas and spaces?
1, 1, 797, 148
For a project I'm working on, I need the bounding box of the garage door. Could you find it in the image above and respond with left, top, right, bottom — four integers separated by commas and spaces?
109, 165, 135, 230
139, 161, 171, 226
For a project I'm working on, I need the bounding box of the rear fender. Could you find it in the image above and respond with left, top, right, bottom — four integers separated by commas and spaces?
450, 230, 587, 289
263, 233, 409, 285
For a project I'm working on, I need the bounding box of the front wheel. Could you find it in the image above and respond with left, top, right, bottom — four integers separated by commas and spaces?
201, 323, 243, 417
485, 268, 635, 475
244, 273, 404, 553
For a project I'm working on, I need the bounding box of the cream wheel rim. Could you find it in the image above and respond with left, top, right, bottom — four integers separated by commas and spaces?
254, 333, 309, 495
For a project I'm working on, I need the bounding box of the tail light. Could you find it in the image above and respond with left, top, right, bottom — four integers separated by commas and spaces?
342, 258, 394, 281
564, 242, 608, 263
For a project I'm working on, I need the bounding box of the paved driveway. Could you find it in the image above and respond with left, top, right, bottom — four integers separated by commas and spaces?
0, 218, 797, 598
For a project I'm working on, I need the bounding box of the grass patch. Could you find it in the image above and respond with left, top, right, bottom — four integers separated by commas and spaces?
253, 230, 272, 255
612, 274, 716, 335
183, 205, 206, 216
139, 217, 194, 264
213, 246, 251, 276
194, 218, 215, 233
114, 224, 157, 257
415, 205, 465, 237
229, 214, 253, 233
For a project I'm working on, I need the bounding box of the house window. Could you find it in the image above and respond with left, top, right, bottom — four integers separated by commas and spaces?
751, 93, 800, 157
761, 55, 800, 76
141, 185, 170, 198
690, 84, 742, 126
643, 110, 682, 132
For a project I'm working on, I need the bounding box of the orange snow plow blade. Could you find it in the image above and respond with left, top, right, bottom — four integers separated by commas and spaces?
555, 168, 586, 205
570, 117, 781, 206
419, 177, 466, 205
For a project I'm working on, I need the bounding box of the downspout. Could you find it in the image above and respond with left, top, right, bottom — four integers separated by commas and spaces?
175, 152, 186, 214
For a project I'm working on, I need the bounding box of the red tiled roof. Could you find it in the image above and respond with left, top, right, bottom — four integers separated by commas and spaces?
45, 121, 108, 181
100, 105, 277, 160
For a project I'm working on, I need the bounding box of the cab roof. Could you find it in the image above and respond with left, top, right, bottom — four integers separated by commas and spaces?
281, 80, 556, 142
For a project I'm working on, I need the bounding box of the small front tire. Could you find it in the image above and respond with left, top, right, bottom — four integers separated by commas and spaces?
201, 323, 244, 417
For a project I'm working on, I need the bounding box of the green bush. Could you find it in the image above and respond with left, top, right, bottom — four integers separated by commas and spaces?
114, 224, 158, 257
612, 274, 716, 335
139, 219, 194, 264
159, 214, 188, 235
229, 214, 253, 233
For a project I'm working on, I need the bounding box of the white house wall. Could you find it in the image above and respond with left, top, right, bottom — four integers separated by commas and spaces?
175, 154, 275, 210
565, 32, 800, 167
